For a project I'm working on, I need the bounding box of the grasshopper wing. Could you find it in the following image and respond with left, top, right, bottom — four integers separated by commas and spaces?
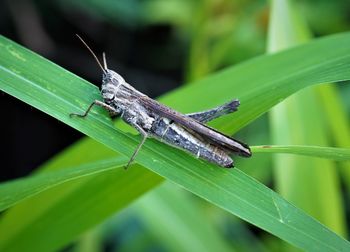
139, 96, 251, 157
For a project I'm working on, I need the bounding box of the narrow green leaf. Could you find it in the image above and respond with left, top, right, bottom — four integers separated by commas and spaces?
73, 227, 103, 252
1, 143, 348, 213
132, 183, 232, 252
1, 32, 350, 251
0, 157, 128, 211
317, 85, 350, 187
268, 0, 347, 238
0, 164, 162, 252
253, 145, 350, 161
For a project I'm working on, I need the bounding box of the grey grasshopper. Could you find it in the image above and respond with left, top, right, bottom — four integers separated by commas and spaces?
70, 36, 252, 169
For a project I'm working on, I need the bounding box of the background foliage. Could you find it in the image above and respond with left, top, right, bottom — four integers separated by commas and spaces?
1, 0, 350, 251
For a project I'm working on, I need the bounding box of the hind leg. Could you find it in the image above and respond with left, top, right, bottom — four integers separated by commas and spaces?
187, 99, 239, 123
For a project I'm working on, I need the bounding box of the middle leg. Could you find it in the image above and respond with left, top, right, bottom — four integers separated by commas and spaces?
125, 123, 148, 169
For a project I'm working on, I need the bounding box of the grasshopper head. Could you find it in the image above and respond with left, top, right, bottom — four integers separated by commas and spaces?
101, 69, 125, 101
101, 53, 125, 90
102, 69, 125, 88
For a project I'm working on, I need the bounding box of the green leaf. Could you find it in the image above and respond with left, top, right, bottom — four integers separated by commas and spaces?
267, 0, 347, 239
1, 144, 348, 213
131, 183, 233, 252
0, 157, 127, 211
253, 145, 350, 161
0, 162, 162, 252
317, 85, 350, 187
1, 31, 350, 251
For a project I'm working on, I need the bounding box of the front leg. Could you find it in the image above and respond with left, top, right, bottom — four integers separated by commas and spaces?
187, 99, 240, 123
125, 123, 148, 169
70, 100, 119, 118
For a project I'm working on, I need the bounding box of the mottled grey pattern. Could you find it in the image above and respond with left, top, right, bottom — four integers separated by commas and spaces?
151, 117, 233, 167
72, 68, 251, 168
101, 69, 251, 167
139, 96, 251, 157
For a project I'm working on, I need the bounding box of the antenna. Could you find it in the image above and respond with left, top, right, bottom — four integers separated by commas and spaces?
76, 34, 106, 74
102, 52, 108, 69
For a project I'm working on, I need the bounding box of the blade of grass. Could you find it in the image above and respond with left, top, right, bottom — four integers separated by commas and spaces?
268, 0, 346, 240
1, 33, 350, 251
253, 145, 350, 161
1, 144, 349, 213
73, 227, 103, 252
0, 163, 163, 252
132, 183, 233, 252
0, 157, 127, 211
317, 85, 350, 188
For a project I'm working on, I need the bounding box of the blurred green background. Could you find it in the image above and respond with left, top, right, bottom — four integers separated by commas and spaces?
1, 0, 350, 251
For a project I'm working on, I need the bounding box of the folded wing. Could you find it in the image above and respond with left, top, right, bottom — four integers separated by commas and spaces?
139, 96, 251, 157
